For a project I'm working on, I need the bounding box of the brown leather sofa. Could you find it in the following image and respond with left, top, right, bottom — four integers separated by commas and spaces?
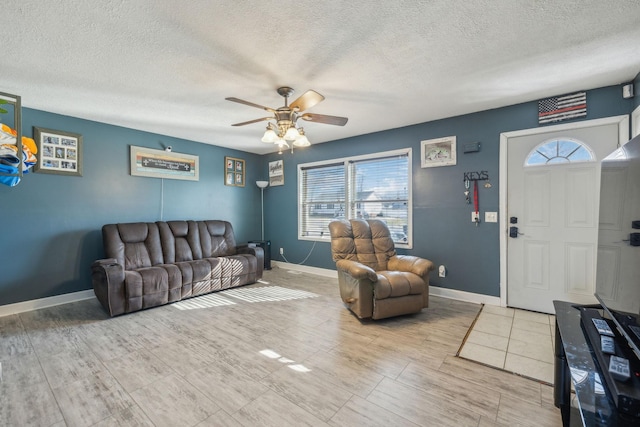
329, 219, 434, 320
91, 220, 263, 316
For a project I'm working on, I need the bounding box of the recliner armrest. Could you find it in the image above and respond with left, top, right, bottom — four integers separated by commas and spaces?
91, 258, 126, 317
92, 258, 119, 268
336, 259, 378, 282
388, 255, 435, 278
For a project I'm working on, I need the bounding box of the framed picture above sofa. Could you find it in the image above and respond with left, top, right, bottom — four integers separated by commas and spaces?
130, 145, 199, 181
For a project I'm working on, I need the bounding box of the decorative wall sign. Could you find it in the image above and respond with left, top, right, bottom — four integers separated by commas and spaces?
421, 136, 456, 168
538, 92, 586, 124
463, 171, 489, 181
130, 145, 199, 181
33, 127, 83, 176
269, 159, 284, 186
224, 156, 245, 187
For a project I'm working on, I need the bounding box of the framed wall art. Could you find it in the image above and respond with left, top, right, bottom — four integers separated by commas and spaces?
421, 136, 457, 168
33, 127, 83, 176
269, 159, 284, 186
225, 156, 245, 187
130, 145, 199, 181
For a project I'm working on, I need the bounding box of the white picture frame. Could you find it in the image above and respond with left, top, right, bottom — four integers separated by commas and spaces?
269, 159, 284, 186
130, 145, 199, 181
421, 136, 457, 168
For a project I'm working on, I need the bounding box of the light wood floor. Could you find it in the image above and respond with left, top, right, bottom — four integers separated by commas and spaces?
0, 267, 562, 426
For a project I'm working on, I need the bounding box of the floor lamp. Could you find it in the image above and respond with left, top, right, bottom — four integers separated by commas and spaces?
256, 180, 269, 240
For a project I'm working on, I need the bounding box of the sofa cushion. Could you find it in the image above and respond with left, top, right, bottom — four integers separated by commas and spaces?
158, 221, 202, 263
199, 220, 237, 257
124, 267, 169, 312
173, 259, 220, 297
103, 223, 164, 270
159, 263, 183, 303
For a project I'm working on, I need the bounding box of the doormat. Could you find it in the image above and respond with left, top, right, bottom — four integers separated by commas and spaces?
457, 305, 555, 386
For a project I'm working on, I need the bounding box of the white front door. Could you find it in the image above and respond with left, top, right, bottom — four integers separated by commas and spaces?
504, 118, 626, 313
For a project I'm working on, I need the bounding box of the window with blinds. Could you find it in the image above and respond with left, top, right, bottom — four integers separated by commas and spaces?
298, 148, 412, 247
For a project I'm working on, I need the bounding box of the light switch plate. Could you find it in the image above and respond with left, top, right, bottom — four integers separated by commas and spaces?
472, 212, 480, 222
485, 212, 498, 223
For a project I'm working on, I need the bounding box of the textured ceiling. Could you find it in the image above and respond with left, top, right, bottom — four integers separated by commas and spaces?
2, 0, 640, 154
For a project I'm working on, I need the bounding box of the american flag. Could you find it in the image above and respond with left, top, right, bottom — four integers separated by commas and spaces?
538, 92, 587, 124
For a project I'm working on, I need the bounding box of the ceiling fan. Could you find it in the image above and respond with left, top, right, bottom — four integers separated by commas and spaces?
226, 86, 348, 152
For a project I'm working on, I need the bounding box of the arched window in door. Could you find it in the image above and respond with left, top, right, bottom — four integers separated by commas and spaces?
525, 138, 595, 166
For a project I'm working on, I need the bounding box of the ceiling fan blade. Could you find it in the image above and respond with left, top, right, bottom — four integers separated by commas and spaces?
226, 97, 275, 112
300, 113, 348, 126
290, 90, 325, 112
231, 117, 272, 126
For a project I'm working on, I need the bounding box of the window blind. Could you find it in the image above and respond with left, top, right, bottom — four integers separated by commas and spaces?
299, 162, 345, 238
298, 149, 411, 245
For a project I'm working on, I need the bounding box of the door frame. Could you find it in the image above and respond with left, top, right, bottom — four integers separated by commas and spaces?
499, 115, 629, 308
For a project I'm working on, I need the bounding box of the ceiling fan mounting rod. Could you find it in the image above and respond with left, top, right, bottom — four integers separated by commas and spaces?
276, 86, 295, 100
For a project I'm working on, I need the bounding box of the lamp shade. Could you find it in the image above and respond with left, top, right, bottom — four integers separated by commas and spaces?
256, 180, 269, 189
293, 134, 310, 147
284, 126, 300, 141
261, 128, 278, 143
293, 128, 311, 147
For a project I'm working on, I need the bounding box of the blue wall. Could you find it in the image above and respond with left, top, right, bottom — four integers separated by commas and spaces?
0, 83, 636, 307
262, 84, 635, 297
0, 108, 263, 306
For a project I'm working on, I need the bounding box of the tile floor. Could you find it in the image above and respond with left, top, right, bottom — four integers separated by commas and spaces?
459, 304, 556, 384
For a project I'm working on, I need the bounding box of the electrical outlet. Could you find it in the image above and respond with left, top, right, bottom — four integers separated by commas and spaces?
438, 265, 447, 278
279, 247, 284, 255
471, 212, 480, 223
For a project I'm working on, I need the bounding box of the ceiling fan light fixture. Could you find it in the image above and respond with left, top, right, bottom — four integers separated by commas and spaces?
261, 123, 278, 143
293, 128, 310, 147
227, 86, 348, 153
284, 126, 300, 141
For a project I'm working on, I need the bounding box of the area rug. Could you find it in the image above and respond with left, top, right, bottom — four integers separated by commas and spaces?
457, 304, 555, 385
172, 285, 319, 311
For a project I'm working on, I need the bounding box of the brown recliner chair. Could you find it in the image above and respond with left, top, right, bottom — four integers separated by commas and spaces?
328, 219, 435, 320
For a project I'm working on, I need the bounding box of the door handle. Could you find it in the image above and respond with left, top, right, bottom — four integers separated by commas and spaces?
509, 226, 524, 238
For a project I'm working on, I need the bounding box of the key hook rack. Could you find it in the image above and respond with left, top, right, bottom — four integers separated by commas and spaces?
463, 171, 490, 182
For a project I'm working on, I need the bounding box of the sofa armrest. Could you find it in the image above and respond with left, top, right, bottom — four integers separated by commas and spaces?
388, 255, 435, 279
237, 244, 264, 259
336, 259, 378, 282
91, 258, 126, 317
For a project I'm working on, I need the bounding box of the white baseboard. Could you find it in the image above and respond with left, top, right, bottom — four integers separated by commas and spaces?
271, 261, 337, 278
272, 261, 501, 306
430, 285, 501, 306
0, 289, 95, 318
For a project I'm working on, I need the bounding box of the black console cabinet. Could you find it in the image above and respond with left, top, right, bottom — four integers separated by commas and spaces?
553, 301, 639, 426
249, 240, 271, 270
